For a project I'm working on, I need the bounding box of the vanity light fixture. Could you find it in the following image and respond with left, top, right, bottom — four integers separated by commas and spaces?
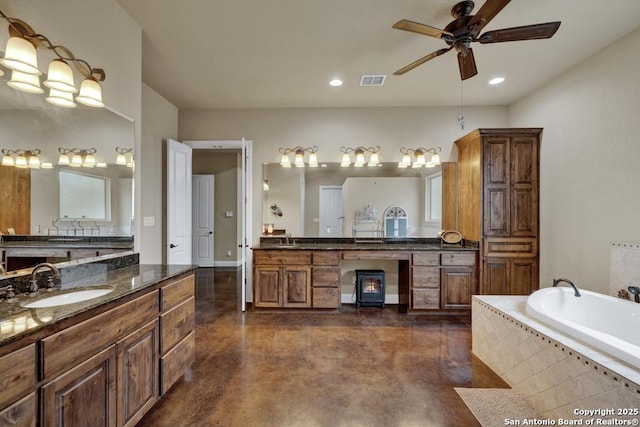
278, 146, 319, 168
1, 148, 49, 169
0, 9, 106, 108
398, 147, 441, 168
340, 146, 380, 167
115, 146, 134, 167
58, 147, 99, 168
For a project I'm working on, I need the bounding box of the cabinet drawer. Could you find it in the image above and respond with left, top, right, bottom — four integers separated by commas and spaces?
440, 252, 476, 266
253, 250, 312, 265
312, 251, 340, 266
0, 344, 36, 410
411, 266, 439, 288
412, 289, 440, 309
312, 288, 340, 308
160, 331, 195, 395
412, 252, 440, 266
160, 297, 195, 354
161, 274, 195, 311
42, 291, 159, 380
0, 391, 35, 427
483, 238, 537, 258
312, 267, 340, 287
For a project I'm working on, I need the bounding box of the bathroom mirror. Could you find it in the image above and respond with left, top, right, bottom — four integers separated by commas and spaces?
0, 72, 135, 238
262, 162, 443, 238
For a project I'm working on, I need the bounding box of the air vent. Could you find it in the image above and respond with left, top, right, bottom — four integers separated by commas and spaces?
360, 75, 386, 86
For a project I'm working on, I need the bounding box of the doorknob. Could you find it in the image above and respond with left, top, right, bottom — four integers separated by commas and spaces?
169, 243, 179, 248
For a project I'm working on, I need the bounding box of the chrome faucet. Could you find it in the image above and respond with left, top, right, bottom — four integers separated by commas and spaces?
29, 263, 60, 295
553, 278, 581, 297
628, 286, 640, 303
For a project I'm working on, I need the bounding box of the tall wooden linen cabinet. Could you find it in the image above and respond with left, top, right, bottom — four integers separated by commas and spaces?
455, 128, 541, 295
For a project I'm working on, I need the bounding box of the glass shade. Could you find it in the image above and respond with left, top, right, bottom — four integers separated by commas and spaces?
46, 88, 76, 108
41, 162, 53, 169
2, 155, 14, 166
70, 154, 83, 167
341, 153, 351, 167
430, 153, 441, 165
83, 154, 96, 167
14, 155, 28, 168
7, 70, 43, 94
294, 151, 305, 167
401, 154, 411, 167
1, 36, 40, 75
308, 152, 318, 167
415, 153, 426, 166
28, 155, 41, 168
368, 152, 379, 166
116, 153, 127, 165
355, 151, 365, 166
75, 78, 104, 108
58, 154, 70, 165
280, 154, 291, 167
44, 60, 77, 93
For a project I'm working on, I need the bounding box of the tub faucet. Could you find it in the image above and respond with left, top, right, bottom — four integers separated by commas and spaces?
552, 278, 581, 297
29, 263, 60, 295
628, 286, 640, 303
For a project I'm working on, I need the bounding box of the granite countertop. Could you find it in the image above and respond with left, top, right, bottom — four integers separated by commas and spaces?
253, 241, 477, 251
0, 263, 195, 346
1, 239, 134, 250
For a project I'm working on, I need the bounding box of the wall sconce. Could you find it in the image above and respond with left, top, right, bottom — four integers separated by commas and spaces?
279, 146, 318, 168
398, 147, 441, 168
262, 179, 270, 191
58, 147, 105, 168
340, 146, 380, 167
1, 148, 52, 169
115, 147, 134, 168
0, 9, 106, 108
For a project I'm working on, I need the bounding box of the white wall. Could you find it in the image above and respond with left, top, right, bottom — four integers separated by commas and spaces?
140, 83, 178, 264
509, 28, 640, 294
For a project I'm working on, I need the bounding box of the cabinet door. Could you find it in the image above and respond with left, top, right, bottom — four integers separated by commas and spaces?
483, 137, 510, 236
117, 320, 159, 427
283, 267, 311, 308
510, 136, 539, 237
41, 345, 117, 427
253, 266, 282, 307
441, 267, 474, 309
483, 258, 538, 295
0, 392, 36, 427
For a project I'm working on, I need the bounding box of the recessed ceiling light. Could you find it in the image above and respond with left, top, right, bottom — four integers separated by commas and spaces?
489, 77, 505, 85
329, 79, 343, 87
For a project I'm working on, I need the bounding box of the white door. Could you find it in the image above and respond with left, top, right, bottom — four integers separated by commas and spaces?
192, 175, 214, 267
167, 139, 192, 265
319, 185, 343, 237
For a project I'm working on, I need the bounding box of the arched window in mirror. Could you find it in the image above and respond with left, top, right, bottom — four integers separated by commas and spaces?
59, 170, 110, 220
384, 206, 408, 237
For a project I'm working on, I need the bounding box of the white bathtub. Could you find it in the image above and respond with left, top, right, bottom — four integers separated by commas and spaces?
526, 287, 640, 369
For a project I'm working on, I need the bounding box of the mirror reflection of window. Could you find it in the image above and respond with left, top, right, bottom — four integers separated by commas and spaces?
59, 170, 110, 220
425, 173, 442, 222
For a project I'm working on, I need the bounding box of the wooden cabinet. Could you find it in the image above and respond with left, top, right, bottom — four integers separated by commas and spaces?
456, 128, 540, 295
159, 275, 195, 395
41, 346, 117, 427
116, 320, 158, 427
0, 344, 36, 427
410, 251, 477, 311
253, 250, 312, 308
311, 251, 340, 308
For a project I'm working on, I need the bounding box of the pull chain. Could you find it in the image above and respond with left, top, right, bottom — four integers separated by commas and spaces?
458, 80, 465, 130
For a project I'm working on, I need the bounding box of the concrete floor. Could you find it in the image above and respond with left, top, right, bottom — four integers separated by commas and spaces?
137, 268, 508, 427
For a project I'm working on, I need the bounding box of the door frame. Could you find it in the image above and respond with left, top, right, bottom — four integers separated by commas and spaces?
184, 139, 253, 312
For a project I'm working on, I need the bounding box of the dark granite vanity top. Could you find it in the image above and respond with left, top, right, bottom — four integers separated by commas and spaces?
254, 237, 478, 251
1, 235, 134, 249
0, 263, 196, 346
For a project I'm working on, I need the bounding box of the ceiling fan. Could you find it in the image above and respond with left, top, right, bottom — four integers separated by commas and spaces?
392, 0, 561, 80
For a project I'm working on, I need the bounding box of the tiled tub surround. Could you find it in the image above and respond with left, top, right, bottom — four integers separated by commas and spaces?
472, 296, 640, 421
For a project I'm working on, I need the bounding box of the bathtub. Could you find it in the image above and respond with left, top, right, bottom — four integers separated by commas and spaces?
526, 287, 640, 369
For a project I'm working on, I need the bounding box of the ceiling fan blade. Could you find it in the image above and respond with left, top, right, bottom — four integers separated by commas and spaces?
392, 19, 453, 39
478, 22, 561, 44
393, 47, 452, 76
458, 49, 478, 80
467, 0, 511, 37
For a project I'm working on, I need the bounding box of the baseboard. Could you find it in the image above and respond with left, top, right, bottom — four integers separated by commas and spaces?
213, 260, 242, 267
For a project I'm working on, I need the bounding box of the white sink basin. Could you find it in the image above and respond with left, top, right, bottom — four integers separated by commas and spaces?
21, 288, 114, 308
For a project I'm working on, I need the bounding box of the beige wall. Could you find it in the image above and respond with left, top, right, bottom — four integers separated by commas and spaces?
140, 83, 178, 264
179, 106, 509, 244
192, 151, 240, 265
508, 28, 640, 294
